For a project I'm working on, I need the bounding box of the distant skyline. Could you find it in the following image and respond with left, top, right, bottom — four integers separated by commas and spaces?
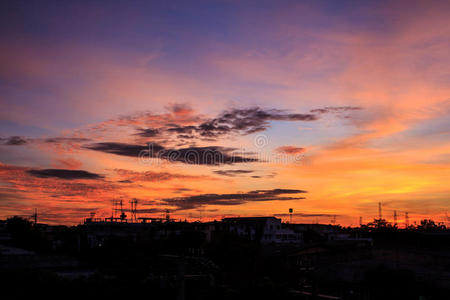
1, 0, 450, 225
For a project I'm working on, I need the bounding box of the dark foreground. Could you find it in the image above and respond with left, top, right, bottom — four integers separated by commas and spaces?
1, 217, 449, 300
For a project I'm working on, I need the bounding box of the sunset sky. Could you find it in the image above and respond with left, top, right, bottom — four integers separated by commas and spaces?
1, 0, 449, 225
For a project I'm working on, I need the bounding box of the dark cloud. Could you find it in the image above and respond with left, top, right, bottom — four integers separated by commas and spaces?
187, 107, 318, 139
166, 125, 197, 134
213, 169, 254, 177
134, 106, 319, 141
177, 134, 195, 139
27, 169, 103, 180
44, 137, 91, 143
2, 136, 27, 145
173, 187, 194, 193
134, 128, 161, 137
159, 146, 257, 165
310, 106, 362, 114
161, 188, 307, 210
165, 103, 194, 116
85, 142, 163, 157
251, 172, 277, 179
118, 180, 133, 183
275, 146, 306, 155
86, 142, 258, 165
1, 136, 91, 146
198, 107, 317, 137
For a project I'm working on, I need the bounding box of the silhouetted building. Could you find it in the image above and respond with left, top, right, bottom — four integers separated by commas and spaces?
220, 217, 302, 244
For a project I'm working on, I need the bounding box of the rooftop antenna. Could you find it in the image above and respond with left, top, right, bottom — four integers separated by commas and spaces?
119, 200, 127, 222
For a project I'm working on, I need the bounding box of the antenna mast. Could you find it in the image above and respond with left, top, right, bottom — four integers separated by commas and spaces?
119, 200, 127, 222
32, 208, 38, 225
130, 199, 138, 222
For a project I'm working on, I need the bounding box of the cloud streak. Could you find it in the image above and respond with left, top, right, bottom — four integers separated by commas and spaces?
113, 169, 211, 182
213, 169, 254, 177
1, 136, 27, 145
86, 143, 258, 165
161, 188, 307, 210
275, 146, 306, 155
27, 169, 103, 180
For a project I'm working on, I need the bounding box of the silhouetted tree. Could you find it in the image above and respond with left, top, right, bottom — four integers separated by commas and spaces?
6, 216, 50, 251
6, 216, 33, 247
367, 218, 390, 229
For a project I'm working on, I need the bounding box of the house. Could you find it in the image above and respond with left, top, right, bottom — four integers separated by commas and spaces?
220, 217, 302, 244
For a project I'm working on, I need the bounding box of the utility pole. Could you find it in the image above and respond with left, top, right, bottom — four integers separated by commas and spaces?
394, 210, 397, 226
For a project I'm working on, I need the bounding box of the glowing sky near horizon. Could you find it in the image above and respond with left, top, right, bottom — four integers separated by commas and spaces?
1, 0, 450, 225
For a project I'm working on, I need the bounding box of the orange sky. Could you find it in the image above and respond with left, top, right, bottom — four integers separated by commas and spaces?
1, 0, 449, 226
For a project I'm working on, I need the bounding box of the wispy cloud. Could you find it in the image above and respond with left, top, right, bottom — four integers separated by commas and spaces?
132, 107, 318, 142
213, 169, 254, 177
1, 136, 28, 145
113, 169, 211, 182
275, 146, 306, 155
